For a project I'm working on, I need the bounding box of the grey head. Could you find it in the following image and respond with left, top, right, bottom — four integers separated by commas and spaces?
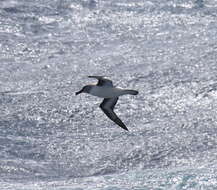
75, 85, 92, 95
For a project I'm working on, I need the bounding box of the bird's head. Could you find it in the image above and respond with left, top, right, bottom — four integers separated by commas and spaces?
75, 85, 92, 95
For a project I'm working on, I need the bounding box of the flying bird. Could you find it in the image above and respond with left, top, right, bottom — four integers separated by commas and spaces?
75, 76, 138, 131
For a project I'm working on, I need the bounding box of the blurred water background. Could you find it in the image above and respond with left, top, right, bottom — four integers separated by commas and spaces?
1, 0, 217, 189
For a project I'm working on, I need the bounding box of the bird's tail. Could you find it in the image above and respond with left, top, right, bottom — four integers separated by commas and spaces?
124, 90, 138, 95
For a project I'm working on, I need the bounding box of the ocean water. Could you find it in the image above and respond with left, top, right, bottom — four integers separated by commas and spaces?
1, 0, 217, 189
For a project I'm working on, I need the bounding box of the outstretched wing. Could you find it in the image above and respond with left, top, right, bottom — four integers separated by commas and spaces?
88, 76, 113, 87
100, 98, 129, 131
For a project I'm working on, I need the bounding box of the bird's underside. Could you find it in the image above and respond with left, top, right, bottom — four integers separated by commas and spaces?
99, 97, 129, 131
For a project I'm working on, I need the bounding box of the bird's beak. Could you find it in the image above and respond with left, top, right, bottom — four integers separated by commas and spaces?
75, 89, 83, 95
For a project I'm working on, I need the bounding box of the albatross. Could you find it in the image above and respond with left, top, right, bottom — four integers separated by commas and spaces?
75, 76, 138, 131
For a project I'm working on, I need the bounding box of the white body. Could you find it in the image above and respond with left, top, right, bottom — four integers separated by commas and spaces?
89, 86, 127, 98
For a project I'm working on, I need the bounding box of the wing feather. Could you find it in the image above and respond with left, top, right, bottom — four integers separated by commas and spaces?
100, 98, 128, 131
88, 76, 113, 87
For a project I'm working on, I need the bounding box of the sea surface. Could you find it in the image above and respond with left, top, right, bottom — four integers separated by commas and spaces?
1, 0, 217, 189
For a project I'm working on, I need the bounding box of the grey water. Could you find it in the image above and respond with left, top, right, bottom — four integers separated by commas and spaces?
1, 0, 217, 189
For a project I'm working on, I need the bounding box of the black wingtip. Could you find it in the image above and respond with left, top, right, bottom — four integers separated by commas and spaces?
88, 75, 98, 77
134, 90, 139, 95
121, 123, 129, 131
88, 75, 105, 79
118, 124, 129, 131
123, 126, 129, 131
114, 118, 129, 131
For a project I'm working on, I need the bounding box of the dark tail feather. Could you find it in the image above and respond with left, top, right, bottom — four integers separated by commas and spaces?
124, 90, 138, 95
